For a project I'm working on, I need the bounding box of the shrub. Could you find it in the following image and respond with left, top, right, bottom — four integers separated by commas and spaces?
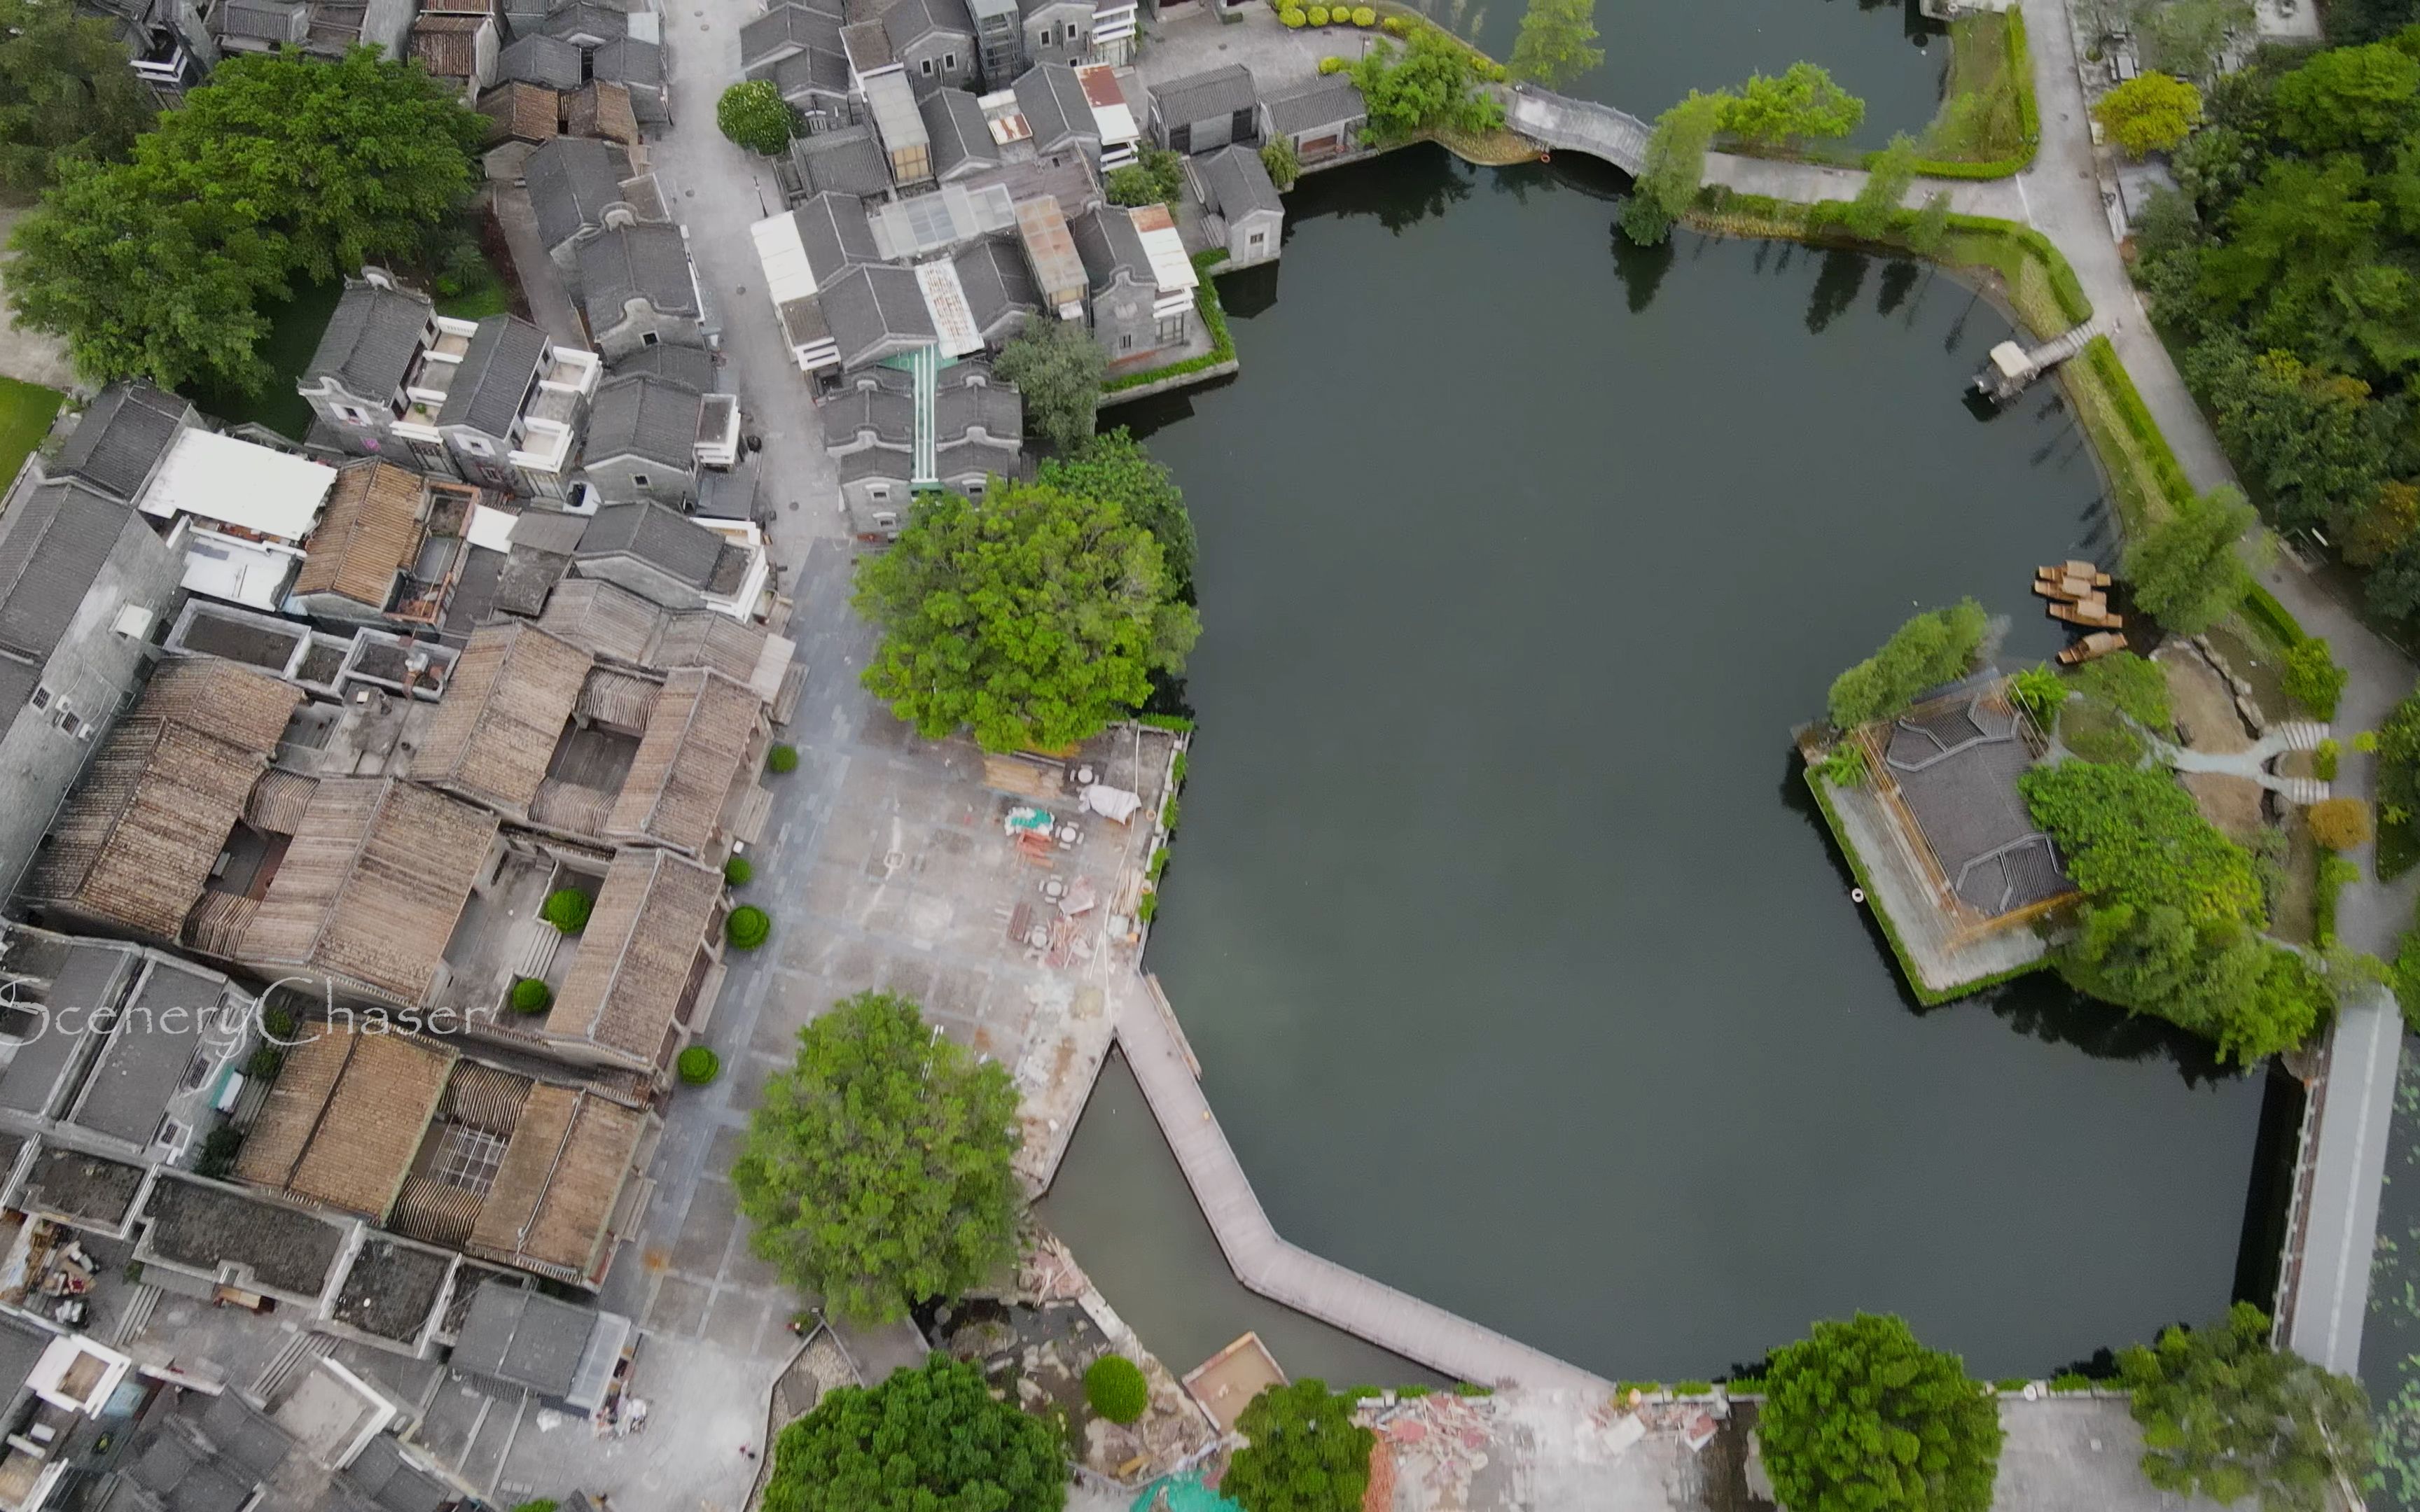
1674, 1380, 1714, 1395
2049, 1373, 2094, 1392
1453, 1382, 1492, 1396
2316, 738, 2341, 781
725, 854, 755, 887
1827, 600, 1988, 729
541, 887, 592, 934
1817, 743, 1868, 787
1319, 55, 1348, 74
509, 977, 552, 1014
244, 1045, 283, 1080
2309, 797, 2374, 852
2317, 852, 2360, 945
513, 1502, 561, 1512
1307, 6, 1328, 22
767, 743, 799, 774
1382, 12, 1407, 30
1084, 1355, 1150, 1423
728, 904, 771, 950
677, 1044, 721, 1085
1260, 135, 1300, 190
1352, 6, 1375, 21
1281, 6, 1305, 22
2281, 638, 2348, 719
194, 1125, 244, 1178
1994, 1378, 2031, 1392
1137, 891, 1158, 923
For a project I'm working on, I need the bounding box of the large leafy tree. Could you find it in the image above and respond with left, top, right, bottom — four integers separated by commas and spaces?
1034, 428, 1197, 598
1715, 62, 1865, 148
2122, 484, 2256, 633
1222, 1380, 1375, 1512
1508, 0, 1601, 91
0, 0, 154, 192
2271, 41, 2420, 153
854, 479, 1199, 751
994, 315, 1108, 452
1349, 26, 1505, 145
2095, 73, 2204, 158
2118, 1303, 2370, 1512
1755, 1313, 2003, 1512
1620, 90, 1724, 244
9, 46, 481, 390
1824, 598, 1988, 729
717, 79, 795, 154
732, 992, 1022, 1324
762, 1355, 1065, 1512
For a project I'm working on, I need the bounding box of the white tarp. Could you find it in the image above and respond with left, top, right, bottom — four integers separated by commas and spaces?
141, 429, 336, 541
1082, 785, 1143, 822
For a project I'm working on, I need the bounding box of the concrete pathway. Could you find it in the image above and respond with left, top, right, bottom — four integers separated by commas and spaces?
2160, 720, 2332, 800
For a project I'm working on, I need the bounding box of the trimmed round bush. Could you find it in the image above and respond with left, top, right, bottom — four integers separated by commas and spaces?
539, 888, 592, 934
1280, 6, 1306, 22
767, 742, 799, 775
1083, 1355, 1149, 1424
2309, 797, 2374, 851
509, 977, 552, 1014
727, 904, 771, 951
1306, 6, 1327, 22
1318, 55, 1348, 74
676, 1045, 721, 1085
1382, 13, 1407, 31
1351, 6, 1375, 23
724, 854, 755, 887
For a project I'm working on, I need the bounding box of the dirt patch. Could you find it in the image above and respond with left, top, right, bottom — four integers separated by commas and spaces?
2159, 645, 2253, 755
2179, 772, 2267, 844
2273, 810, 2318, 946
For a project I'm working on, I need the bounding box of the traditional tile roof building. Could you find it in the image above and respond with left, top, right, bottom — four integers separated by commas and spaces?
412, 621, 593, 821
538, 848, 726, 1071
1259, 75, 1365, 160
578, 224, 707, 361
1191, 143, 1284, 267
45, 384, 197, 505
1148, 63, 1258, 153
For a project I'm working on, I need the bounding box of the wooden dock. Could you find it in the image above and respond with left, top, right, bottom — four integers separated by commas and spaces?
1113, 979, 1612, 1394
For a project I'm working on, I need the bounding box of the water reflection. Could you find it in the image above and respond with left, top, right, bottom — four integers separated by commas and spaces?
1805, 248, 1870, 334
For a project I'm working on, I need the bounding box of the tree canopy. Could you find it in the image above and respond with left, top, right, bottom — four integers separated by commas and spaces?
1508, 0, 1602, 91
853, 479, 1199, 752
2021, 762, 2327, 1061
717, 79, 795, 154
2118, 1303, 2371, 1512
1221, 1381, 1375, 1512
2122, 485, 2255, 633
1755, 1313, 2003, 1512
1349, 26, 1505, 144
1620, 91, 1724, 244
1825, 598, 1988, 729
0, 0, 153, 192
1844, 134, 1921, 239
2096, 72, 2205, 157
762, 1354, 1065, 1512
1034, 428, 1197, 598
994, 315, 1108, 453
1620, 63, 1865, 243
8, 47, 482, 391
732, 992, 1022, 1324
1716, 62, 1866, 147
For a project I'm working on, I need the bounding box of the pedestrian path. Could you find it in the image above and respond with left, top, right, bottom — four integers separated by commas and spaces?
2159, 720, 2332, 802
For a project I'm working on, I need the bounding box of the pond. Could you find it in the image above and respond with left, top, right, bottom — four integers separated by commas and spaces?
1035, 147, 2276, 1385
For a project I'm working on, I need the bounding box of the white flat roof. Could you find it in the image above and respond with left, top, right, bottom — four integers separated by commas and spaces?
466, 502, 518, 554
141, 429, 336, 542
183, 528, 303, 612
915, 261, 985, 358
1134, 216, 1198, 295
751, 211, 820, 306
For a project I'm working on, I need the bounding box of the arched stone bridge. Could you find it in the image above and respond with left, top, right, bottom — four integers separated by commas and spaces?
1505, 86, 1651, 174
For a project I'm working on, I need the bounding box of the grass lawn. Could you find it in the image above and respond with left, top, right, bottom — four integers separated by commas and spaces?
435, 258, 511, 321
0, 377, 63, 486
1919, 14, 2030, 163
188, 278, 343, 440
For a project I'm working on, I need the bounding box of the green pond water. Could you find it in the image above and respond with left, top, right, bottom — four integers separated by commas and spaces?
1035, 147, 2279, 1387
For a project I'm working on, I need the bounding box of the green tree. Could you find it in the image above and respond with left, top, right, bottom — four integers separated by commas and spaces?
1261, 134, 1301, 190
1222, 1380, 1375, 1512
1620, 90, 1725, 244
853, 480, 1199, 751
1825, 598, 1989, 729
2283, 638, 2349, 718
2340, 477, 2420, 564
2123, 484, 2256, 633
1756, 1313, 2003, 1512
2272, 41, 2420, 153
995, 314, 1108, 451
763, 1355, 1064, 1512
1035, 428, 1197, 598
2074, 650, 2174, 729
1083, 1355, 1149, 1424
716, 78, 795, 154
1716, 62, 1866, 148
1844, 133, 1919, 239
2094, 72, 2204, 158
1105, 146, 1186, 208
2008, 664, 2067, 724
1508, 0, 1601, 90
2118, 1303, 2370, 1512
1907, 190, 1952, 254
0, 0, 153, 192
732, 992, 1022, 1324
1349, 26, 1505, 144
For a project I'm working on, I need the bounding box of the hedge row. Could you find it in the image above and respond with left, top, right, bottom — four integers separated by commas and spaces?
1104, 251, 1236, 394
2242, 582, 2310, 649
1905, 13, 2038, 180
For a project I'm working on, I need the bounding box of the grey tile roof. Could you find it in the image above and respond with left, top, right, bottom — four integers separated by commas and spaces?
72, 958, 223, 1147
608, 343, 716, 393
882, 0, 971, 50
590, 38, 667, 119
760, 45, 851, 104
741, 1, 841, 67
52, 382, 189, 503
839, 17, 892, 71
793, 192, 881, 284
936, 374, 1021, 442
1067, 203, 1147, 288
579, 500, 726, 589
821, 383, 912, 448
934, 435, 1019, 483
1260, 74, 1363, 138
837, 447, 910, 484
579, 224, 699, 328
524, 136, 631, 251
436, 315, 550, 436
0, 1315, 49, 1413
214, 0, 307, 41
818, 263, 937, 368
952, 237, 1036, 335
1151, 63, 1257, 128
306, 281, 433, 399
583, 378, 703, 471
0, 932, 137, 1118
142, 1176, 347, 1298
1197, 142, 1282, 216
510, 507, 592, 554
1014, 62, 1092, 150
539, 1, 623, 40
790, 125, 894, 197
0, 482, 137, 666
338, 1436, 454, 1512
496, 31, 583, 89
451, 1280, 595, 1395
921, 88, 999, 177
